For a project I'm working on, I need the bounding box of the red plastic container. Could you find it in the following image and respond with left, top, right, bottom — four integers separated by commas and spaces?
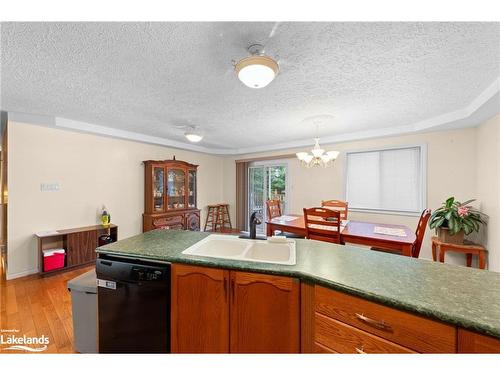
43, 249, 66, 272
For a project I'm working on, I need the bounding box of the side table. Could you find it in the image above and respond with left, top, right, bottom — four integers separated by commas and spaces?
431, 236, 487, 269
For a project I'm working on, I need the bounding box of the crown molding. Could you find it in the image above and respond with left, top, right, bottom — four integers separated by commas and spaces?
8, 77, 499, 156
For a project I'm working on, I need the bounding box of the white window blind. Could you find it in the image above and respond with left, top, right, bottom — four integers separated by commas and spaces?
345, 146, 425, 214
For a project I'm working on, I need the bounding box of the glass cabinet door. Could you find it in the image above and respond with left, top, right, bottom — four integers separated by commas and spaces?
153, 166, 164, 212
188, 170, 197, 208
167, 168, 186, 210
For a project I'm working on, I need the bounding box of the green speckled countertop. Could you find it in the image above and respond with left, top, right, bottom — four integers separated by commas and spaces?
97, 230, 500, 339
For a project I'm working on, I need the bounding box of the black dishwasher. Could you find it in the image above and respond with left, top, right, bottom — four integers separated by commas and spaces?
96, 254, 170, 353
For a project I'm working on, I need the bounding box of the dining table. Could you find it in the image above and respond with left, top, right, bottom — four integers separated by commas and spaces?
266, 215, 417, 257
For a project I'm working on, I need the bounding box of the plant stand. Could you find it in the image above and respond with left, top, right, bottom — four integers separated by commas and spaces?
431, 236, 487, 269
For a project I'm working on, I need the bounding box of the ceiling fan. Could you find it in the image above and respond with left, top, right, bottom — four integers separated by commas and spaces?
229, 22, 284, 89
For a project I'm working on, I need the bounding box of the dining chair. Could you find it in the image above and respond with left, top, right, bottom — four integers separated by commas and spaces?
266, 200, 304, 238
303, 207, 341, 244
266, 199, 282, 219
371, 209, 431, 257
412, 209, 432, 258
321, 200, 348, 220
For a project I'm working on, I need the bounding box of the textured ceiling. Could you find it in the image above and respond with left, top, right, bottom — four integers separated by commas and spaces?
1, 22, 499, 153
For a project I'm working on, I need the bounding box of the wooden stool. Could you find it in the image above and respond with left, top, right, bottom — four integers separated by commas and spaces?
431, 236, 487, 269
216, 203, 232, 232
204, 204, 220, 232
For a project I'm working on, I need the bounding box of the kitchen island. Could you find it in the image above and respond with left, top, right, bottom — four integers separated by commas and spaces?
96, 229, 500, 353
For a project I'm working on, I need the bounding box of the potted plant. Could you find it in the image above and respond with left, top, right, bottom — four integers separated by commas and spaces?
429, 197, 485, 244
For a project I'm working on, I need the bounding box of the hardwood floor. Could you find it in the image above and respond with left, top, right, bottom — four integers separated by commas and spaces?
0, 258, 94, 354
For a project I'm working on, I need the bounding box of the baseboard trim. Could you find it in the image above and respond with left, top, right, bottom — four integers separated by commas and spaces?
6, 268, 38, 280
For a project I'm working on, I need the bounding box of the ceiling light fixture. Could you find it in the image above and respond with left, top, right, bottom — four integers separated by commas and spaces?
234, 44, 279, 89
185, 133, 203, 143
184, 126, 203, 143
296, 138, 339, 168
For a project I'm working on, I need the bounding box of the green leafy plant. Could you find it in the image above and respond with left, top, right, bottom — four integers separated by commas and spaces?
429, 197, 485, 235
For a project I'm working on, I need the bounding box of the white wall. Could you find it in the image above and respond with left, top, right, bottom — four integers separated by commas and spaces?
476, 114, 500, 272
222, 127, 490, 268
7, 121, 225, 279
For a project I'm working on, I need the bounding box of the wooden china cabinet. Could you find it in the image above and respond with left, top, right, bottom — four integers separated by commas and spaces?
143, 159, 200, 232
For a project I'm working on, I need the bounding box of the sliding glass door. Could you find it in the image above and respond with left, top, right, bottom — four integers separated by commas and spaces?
248, 163, 288, 233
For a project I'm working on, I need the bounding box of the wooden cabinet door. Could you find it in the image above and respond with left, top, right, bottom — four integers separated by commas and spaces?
230, 271, 300, 353
166, 166, 187, 210
185, 211, 200, 231
66, 230, 97, 266
171, 264, 230, 353
458, 329, 500, 353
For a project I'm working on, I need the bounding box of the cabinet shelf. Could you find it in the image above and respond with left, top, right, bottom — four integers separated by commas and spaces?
35, 224, 118, 275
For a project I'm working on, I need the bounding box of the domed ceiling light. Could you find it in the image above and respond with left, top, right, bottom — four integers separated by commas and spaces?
185, 133, 203, 143
234, 44, 279, 89
184, 126, 203, 143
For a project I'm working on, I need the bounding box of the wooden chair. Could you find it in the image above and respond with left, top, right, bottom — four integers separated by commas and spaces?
321, 200, 348, 220
412, 209, 431, 258
266, 199, 282, 219
267, 200, 304, 238
303, 207, 341, 244
371, 209, 431, 257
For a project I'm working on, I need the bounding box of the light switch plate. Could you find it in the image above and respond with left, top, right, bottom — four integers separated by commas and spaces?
40, 183, 60, 192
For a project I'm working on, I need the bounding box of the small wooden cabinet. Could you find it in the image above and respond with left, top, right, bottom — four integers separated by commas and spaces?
171, 264, 300, 353
35, 224, 118, 275
143, 159, 200, 232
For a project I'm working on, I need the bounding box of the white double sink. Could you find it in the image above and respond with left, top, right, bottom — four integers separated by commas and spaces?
182, 234, 296, 265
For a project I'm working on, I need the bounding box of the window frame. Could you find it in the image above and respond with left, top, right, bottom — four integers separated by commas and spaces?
343, 144, 427, 217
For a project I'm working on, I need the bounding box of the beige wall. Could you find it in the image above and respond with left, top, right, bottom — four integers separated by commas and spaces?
7, 121, 225, 279
7, 116, 499, 279
476, 114, 500, 272
222, 127, 489, 268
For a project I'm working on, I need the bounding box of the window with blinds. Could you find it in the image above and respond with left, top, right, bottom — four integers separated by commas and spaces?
345, 145, 426, 215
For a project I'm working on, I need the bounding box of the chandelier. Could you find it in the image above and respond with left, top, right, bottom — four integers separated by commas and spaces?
296, 138, 339, 168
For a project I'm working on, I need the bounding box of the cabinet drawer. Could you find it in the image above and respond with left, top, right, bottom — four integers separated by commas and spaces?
315, 313, 415, 354
153, 215, 184, 229
315, 286, 456, 353
314, 342, 338, 353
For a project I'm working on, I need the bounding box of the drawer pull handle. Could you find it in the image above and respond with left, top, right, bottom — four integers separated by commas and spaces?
355, 346, 366, 354
355, 313, 392, 331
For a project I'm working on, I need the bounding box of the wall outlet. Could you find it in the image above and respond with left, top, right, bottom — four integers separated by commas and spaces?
40, 183, 60, 192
